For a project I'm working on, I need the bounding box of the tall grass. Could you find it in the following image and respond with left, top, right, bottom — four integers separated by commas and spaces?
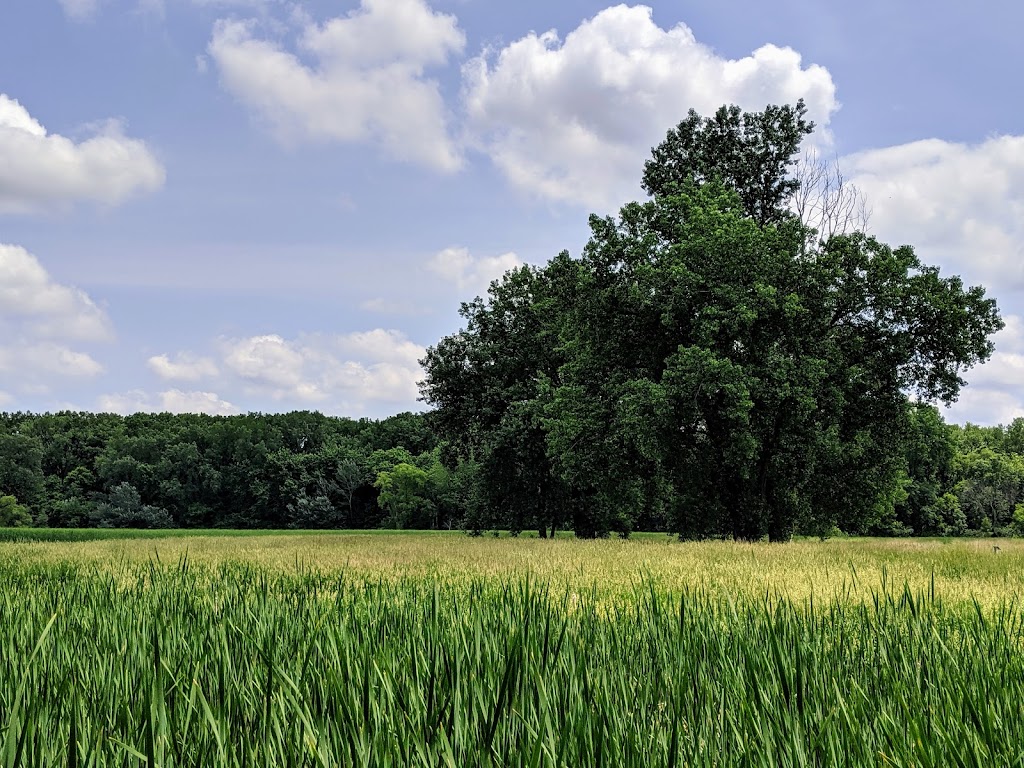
1, 555, 1022, 766
0, 528, 463, 544
7, 533, 1022, 609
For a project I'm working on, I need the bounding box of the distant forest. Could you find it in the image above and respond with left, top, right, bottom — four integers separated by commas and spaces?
0, 407, 1023, 538
0, 410, 445, 532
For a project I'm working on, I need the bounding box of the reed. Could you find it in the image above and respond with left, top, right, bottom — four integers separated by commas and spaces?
1, 550, 1022, 766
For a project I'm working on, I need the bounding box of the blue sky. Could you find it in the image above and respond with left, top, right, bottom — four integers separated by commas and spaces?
2, 0, 1023, 422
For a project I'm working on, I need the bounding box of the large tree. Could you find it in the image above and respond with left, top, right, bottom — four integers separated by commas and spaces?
421, 257, 581, 536
642, 101, 813, 226
421, 102, 1002, 540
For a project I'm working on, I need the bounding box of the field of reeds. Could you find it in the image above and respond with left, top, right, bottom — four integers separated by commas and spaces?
1, 533, 1023, 766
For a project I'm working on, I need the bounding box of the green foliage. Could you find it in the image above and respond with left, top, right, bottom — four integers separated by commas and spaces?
642, 100, 814, 226
286, 493, 343, 529
45, 497, 94, 528
375, 462, 435, 529
92, 482, 176, 529
952, 447, 1024, 535
0, 494, 31, 527
0, 411, 452, 532
0, 432, 43, 510
421, 257, 578, 537
0, 527, 372, 543
893, 404, 960, 535
335, 458, 367, 521
0, 558, 1022, 764
1013, 503, 1024, 536
933, 493, 968, 536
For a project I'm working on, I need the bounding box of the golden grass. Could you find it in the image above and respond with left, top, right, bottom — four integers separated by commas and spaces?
3, 532, 1022, 608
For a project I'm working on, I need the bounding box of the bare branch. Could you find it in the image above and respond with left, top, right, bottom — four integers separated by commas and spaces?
789, 150, 871, 248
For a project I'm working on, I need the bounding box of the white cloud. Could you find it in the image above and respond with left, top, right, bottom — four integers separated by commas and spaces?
58, 0, 189, 21
0, 94, 165, 213
0, 342, 104, 380
58, 0, 100, 21
0, 244, 112, 341
96, 391, 154, 414
98, 389, 239, 415
360, 298, 432, 316
845, 135, 1024, 291
208, 0, 465, 170
463, 4, 837, 209
332, 329, 425, 367
222, 334, 313, 396
944, 389, 1024, 428
428, 246, 522, 294
0, 244, 109, 396
839, 133, 1024, 426
147, 352, 219, 381
943, 315, 1024, 425
958, 315, 1024, 391
218, 330, 425, 410
160, 389, 238, 414
0, 391, 12, 408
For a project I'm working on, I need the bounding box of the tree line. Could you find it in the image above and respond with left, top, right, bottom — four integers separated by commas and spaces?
0, 102, 1009, 539
0, 407, 1022, 537
0, 410, 468, 532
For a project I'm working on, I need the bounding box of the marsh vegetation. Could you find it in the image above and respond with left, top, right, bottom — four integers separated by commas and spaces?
1, 534, 1022, 766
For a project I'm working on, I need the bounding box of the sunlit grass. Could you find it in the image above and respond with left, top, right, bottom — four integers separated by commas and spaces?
2, 533, 1023, 765
4, 531, 1022, 608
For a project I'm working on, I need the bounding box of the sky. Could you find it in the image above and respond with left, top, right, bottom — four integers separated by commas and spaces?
1, 0, 1023, 423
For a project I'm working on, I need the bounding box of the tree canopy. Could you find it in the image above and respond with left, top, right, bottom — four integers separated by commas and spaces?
420, 101, 1003, 540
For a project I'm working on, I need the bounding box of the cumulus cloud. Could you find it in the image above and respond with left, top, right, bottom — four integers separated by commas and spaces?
98, 389, 240, 415
0, 244, 109, 395
844, 135, 1024, 291
958, 316, 1024, 391
942, 315, 1024, 425
0, 342, 104, 380
218, 329, 425, 410
0, 94, 165, 213
428, 246, 522, 294
208, 0, 465, 170
838, 133, 1024, 425
0, 244, 112, 341
222, 334, 314, 397
147, 352, 219, 381
462, 4, 838, 209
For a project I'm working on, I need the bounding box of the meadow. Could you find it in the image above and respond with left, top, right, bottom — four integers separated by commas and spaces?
1, 532, 1022, 766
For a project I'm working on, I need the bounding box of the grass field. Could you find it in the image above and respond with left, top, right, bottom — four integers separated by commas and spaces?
1, 532, 1023, 766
